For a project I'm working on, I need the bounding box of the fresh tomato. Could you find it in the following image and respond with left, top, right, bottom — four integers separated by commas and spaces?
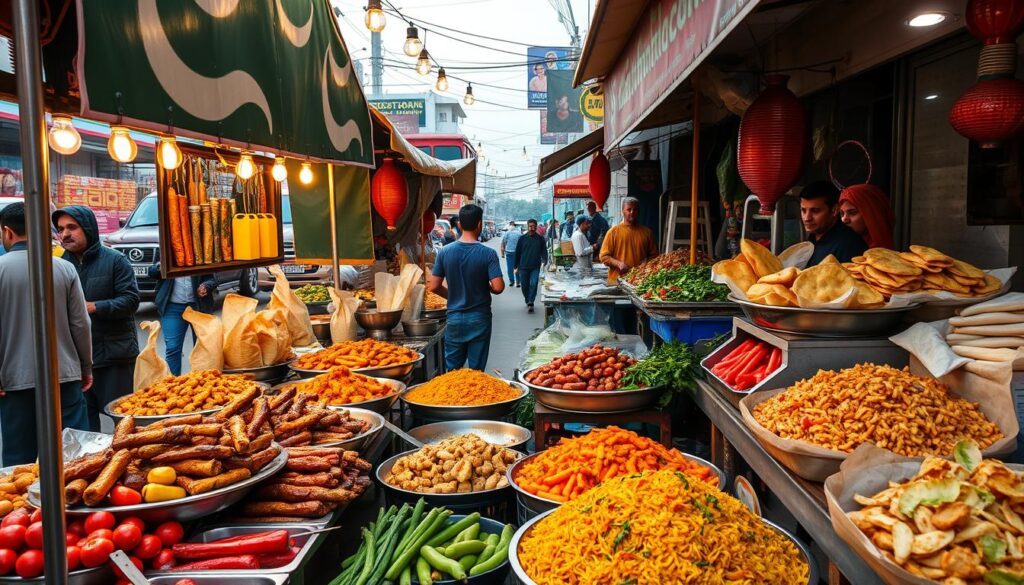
1, 512, 29, 529
118, 517, 146, 534
154, 521, 184, 547
111, 524, 142, 552
28, 509, 42, 524
0, 549, 16, 574
79, 537, 114, 568
67, 519, 86, 538
108, 486, 142, 506
152, 548, 175, 570
65, 532, 80, 547
111, 555, 143, 579
133, 534, 161, 560
87, 528, 114, 543
66, 545, 81, 571
24, 522, 43, 550
84, 511, 115, 534
15, 550, 43, 578
0, 525, 26, 550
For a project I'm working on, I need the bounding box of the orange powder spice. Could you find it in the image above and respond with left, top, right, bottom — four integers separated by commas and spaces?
405, 369, 521, 406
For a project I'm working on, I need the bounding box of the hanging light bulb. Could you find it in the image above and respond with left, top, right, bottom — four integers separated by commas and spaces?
365, 0, 385, 32
415, 49, 432, 76
107, 126, 137, 163
158, 136, 184, 170
463, 83, 475, 106
299, 162, 314, 185
237, 153, 256, 180
435, 68, 449, 92
403, 24, 423, 57
271, 157, 288, 182
48, 116, 81, 155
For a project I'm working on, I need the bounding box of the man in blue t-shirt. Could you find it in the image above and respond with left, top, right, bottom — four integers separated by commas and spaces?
428, 204, 505, 371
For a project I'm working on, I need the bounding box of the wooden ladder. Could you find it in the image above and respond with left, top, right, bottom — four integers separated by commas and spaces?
663, 200, 713, 256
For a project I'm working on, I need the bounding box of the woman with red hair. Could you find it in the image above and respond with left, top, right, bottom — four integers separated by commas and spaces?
838, 184, 895, 250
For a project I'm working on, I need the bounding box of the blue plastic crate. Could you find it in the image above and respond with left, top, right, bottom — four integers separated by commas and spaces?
649, 315, 733, 345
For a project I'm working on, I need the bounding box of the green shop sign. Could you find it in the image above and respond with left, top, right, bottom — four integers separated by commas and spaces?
369, 99, 427, 127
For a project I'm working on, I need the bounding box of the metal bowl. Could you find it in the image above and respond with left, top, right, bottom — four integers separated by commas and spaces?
400, 380, 528, 420
360, 299, 377, 310
408, 420, 532, 451
729, 295, 921, 338
270, 376, 405, 415
507, 451, 726, 516
421, 307, 447, 320
355, 308, 404, 332
224, 361, 292, 384
103, 381, 270, 428
402, 318, 440, 337
428, 514, 512, 585
288, 352, 424, 381
309, 315, 332, 341
0, 566, 112, 585
518, 368, 663, 413
313, 407, 386, 450
375, 448, 521, 507
508, 510, 818, 585
46, 447, 288, 523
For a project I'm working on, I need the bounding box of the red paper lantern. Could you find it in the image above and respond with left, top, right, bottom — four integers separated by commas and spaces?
421, 209, 436, 236
737, 74, 807, 215
371, 158, 408, 229
966, 0, 1024, 44
588, 152, 611, 211
950, 78, 1024, 148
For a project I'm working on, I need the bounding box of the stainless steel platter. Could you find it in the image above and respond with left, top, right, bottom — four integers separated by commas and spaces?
146, 524, 317, 577
400, 380, 528, 420
421, 307, 448, 320
145, 575, 289, 585
407, 420, 532, 451
40, 447, 288, 523
288, 352, 424, 380
507, 451, 726, 516
314, 407, 385, 450
508, 510, 818, 585
270, 376, 405, 415
518, 368, 662, 413
375, 449, 521, 507
0, 566, 112, 585
729, 295, 921, 338
224, 361, 292, 384
102, 379, 271, 427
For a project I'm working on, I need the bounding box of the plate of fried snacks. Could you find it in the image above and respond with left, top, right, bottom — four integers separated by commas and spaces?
289, 338, 423, 380
106, 370, 267, 425
826, 441, 1024, 585
740, 363, 1016, 481
273, 366, 404, 414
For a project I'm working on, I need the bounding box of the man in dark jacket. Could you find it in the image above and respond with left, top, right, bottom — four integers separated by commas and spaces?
54, 206, 140, 431
148, 264, 216, 375
513, 219, 548, 313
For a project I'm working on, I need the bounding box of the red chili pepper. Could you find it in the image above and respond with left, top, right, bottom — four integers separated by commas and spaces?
256, 547, 301, 569
173, 530, 289, 560
718, 339, 755, 366
729, 344, 767, 384
721, 342, 761, 383
765, 347, 782, 373
169, 555, 261, 571
195, 530, 286, 545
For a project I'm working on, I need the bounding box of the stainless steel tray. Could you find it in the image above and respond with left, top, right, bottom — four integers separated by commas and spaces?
518, 368, 663, 413
43, 447, 288, 523
508, 510, 818, 585
270, 376, 404, 415
224, 361, 293, 384
400, 380, 528, 421
407, 420, 532, 451
729, 295, 921, 338
146, 575, 289, 585
288, 351, 424, 380
376, 449, 520, 507
103, 381, 270, 427
421, 307, 447, 320
146, 524, 317, 576
314, 407, 385, 451
506, 451, 725, 515
0, 566, 112, 585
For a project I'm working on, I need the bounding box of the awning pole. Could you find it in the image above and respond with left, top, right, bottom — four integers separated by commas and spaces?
12, 0, 68, 582
328, 164, 340, 291
689, 79, 700, 265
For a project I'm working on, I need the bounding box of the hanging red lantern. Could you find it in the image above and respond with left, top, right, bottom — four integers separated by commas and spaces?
588, 151, 611, 211
950, 77, 1024, 148
421, 209, 436, 236
737, 74, 807, 215
371, 158, 408, 229
966, 0, 1024, 44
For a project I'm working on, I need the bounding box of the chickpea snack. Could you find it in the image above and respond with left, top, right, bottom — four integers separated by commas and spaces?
382, 434, 520, 494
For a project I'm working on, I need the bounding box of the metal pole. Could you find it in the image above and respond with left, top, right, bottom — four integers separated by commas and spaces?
689, 79, 700, 266
370, 31, 383, 97
12, 1, 67, 583
328, 164, 341, 291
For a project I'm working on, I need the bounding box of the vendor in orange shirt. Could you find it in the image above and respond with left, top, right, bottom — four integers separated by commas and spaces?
599, 197, 657, 283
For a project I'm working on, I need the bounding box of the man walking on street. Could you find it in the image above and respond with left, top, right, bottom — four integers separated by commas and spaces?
600, 197, 658, 284
428, 204, 504, 371
514, 219, 548, 313
500, 221, 522, 287
55, 206, 140, 431
585, 201, 609, 250
0, 203, 91, 465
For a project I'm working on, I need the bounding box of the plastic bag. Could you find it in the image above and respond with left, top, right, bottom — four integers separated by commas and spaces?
133, 321, 171, 390
182, 307, 223, 372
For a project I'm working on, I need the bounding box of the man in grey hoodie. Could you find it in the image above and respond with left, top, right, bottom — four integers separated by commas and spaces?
0, 202, 91, 465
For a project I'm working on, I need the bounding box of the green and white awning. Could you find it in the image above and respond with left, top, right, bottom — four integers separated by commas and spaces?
77, 0, 373, 166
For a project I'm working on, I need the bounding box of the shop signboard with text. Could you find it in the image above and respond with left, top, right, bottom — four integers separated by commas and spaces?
369, 99, 427, 127
604, 0, 760, 147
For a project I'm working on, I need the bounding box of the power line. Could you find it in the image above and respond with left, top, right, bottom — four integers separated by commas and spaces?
378, 0, 554, 47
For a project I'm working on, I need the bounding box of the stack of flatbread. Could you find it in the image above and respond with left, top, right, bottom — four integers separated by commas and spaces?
946, 292, 1024, 363
843, 245, 1000, 299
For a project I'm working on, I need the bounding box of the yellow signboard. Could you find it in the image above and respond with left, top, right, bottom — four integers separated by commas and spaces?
580, 87, 604, 123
